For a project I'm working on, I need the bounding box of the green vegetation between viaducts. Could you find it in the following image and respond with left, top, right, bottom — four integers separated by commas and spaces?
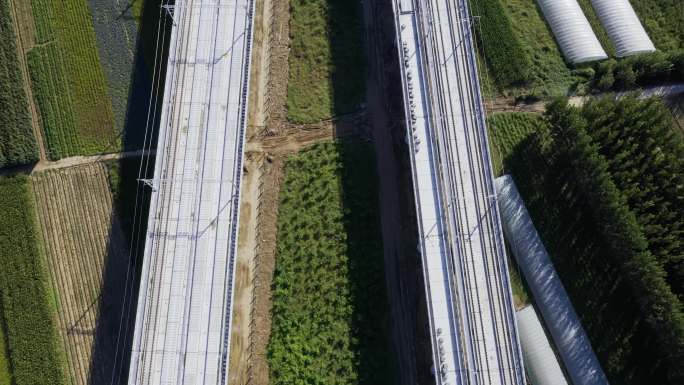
287, 0, 366, 123
268, 141, 391, 385
28, 0, 118, 159
0, 176, 64, 385
490, 99, 684, 384
0, 0, 39, 167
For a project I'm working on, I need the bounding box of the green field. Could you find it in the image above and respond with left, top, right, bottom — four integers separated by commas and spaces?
492, 101, 684, 384
287, 0, 366, 123
470, 0, 529, 88
28, 0, 118, 159
0, 0, 39, 167
268, 141, 391, 384
0, 176, 64, 385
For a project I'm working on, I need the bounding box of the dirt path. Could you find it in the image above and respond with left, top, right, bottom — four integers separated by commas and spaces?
228, 151, 261, 385
0, 149, 151, 177
9, 0, 47, 161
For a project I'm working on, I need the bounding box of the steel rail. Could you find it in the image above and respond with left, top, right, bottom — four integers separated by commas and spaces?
391, 0, 526, 383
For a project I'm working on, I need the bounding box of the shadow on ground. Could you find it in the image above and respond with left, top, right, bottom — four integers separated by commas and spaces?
87, 0, 169, 383
329, 0, 432, 382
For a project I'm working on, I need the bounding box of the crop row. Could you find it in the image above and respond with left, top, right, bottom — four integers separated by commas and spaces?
87, 0, 140, 134
268, 141, 390, 384
0, 175, 65, 385
28, 0, 118, 159
0, 0, 39, 167
31, 163, 119, 385
27, 44, 81, 160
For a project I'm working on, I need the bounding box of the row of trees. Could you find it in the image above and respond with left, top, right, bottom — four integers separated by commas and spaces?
581, 96, 684, 298
543, 99, 684, 383
269, 142, 391, 384
0, 176, 65, 385
0, 0, 39, 167
493, 97, 684, 383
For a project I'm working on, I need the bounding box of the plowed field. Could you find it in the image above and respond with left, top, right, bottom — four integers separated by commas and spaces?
31, 162, 127, 385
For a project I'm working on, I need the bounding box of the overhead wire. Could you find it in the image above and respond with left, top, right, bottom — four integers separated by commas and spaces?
109, 1, 170, 383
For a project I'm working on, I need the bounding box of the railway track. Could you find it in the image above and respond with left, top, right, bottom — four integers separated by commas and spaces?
126, 0, 255, 384
391, 0, 525, 383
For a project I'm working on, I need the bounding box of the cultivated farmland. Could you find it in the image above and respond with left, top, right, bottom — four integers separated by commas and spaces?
31, 162, 128, 385
469, 0, 529, 87
0, 0, 38, 167
287, 0, 366, 123
27, 0, 118, 159
88, 0, 143, 135
268, 141, 391, 384
0, 175, 65, 385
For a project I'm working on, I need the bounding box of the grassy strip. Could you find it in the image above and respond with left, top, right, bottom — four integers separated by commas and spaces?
0, 176, 64, 385
469, 0, 529, 87
498, 0, 575, 96
0, 0, 39, 167
631, 0, 683, 53
268, 141, 391, 384
28, 0, 118, 159
287, 0, 365, 123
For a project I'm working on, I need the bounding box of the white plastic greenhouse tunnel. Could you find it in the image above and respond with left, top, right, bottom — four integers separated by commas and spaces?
495, 175, 609, 385
536, 0, 607, 63
516, 306, 569, 385
591, 0, 655, 57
